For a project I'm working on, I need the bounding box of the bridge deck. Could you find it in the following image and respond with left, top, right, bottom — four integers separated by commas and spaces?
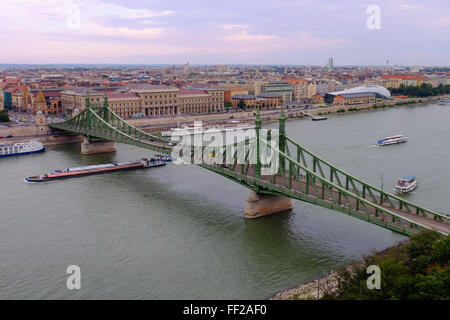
49, 105, 449, 236
223, 164, 449, 235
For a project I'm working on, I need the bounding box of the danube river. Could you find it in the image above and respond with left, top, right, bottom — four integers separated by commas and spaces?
1, 102, 449, 299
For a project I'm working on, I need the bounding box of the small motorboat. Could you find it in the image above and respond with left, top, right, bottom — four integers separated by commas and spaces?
395, 175, 417, 194
155, 154, 175, 162
312, 116, 327, 121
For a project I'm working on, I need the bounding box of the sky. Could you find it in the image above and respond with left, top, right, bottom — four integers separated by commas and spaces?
0, 0, 449, 65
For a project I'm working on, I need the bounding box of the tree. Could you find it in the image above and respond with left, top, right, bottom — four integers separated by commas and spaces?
322, 230, 449, 300
0, 110, 11, 122
237, 100, 246, 110
224, 101, 233, 111
389, 83, 450, 97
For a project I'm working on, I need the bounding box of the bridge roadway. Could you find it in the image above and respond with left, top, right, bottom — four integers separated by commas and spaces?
48, 104, 449, 236
143, 140, 448, 235
218, 164, 449, 235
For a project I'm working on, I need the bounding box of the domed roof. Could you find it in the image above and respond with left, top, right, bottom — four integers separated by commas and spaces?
329, 86, 391, 98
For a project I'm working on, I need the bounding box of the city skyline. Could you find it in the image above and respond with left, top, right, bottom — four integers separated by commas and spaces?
0, 0, 449, 66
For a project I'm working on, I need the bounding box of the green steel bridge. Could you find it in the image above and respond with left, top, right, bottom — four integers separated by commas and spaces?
50, 97, 449, 237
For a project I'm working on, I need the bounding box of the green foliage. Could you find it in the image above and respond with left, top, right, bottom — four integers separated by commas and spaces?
322, 230, 450, 300
389, 83, 450, 97
237, 99, 246, 110
0, 110, 11, 122
224, 101, 233, 110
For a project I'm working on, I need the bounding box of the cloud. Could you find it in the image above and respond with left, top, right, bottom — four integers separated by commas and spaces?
224, 31, 277, 43
221, 24, 250, 31
398, 3, 421, 11
86, 23, 166, 39
432, 17, 450, 26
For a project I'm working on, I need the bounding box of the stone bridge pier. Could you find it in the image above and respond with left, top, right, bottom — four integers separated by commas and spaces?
244, 191, 293, 218
81, 137, 117, 155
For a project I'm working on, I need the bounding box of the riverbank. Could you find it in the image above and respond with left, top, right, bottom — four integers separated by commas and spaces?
0, 94, 448, 146
269, 239, 411, 300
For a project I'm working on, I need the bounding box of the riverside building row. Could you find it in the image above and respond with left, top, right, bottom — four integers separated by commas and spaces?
58, 84, 226, 118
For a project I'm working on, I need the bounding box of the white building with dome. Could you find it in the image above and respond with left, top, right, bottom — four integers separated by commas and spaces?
324, 85, 391, 104
329, 85, 391, 98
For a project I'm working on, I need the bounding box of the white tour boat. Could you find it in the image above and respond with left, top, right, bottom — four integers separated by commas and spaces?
395, 175, 417, 194
0, 140, 45, 158
162, 121, 255, 137
377, 135, 407, 146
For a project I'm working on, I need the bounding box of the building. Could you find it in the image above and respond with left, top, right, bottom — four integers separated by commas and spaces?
324, 86, 390, 104
332, 92, 376, 105
184, 84, 225, 112
260, 81, 292, 102
327, 57, 333, 70
121, 84, 179, 117
2, 90, 12, 110
61, 87, 103, 116
30, 89, 63, 115
106, 92, 141, 118
178, 90, 210, 114
61, 83, 226, 118
380, 75, 425, 87
283, 79, 307, 100
315, 81, 329, 94
246, 80, 266, 96
231, 94, 257, 109
256, 93, 282, 107
307, 82, 317, 98
224, 86, 248, 102
312, 93, 325, 104
231, 93, 281, 109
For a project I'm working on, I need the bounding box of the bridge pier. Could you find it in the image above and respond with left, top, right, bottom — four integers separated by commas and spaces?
81, 138, 117, 155
244, 191, 293, 218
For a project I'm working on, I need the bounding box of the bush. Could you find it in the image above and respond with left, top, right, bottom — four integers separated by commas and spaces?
322, 230, 449, 300
389, 83, 450, 97
0, 110, 11, 122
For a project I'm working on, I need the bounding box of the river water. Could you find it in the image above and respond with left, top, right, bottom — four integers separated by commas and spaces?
1, 102, 449, 299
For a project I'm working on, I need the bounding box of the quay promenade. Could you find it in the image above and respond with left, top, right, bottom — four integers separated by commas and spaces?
0, 94, 448, 146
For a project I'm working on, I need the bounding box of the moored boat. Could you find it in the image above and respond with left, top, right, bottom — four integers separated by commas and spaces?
312, 116, 327, 121
438, 98, 450, 105
25, 158, 165, 183
377, 135, 407, 146
155, 154, 175, 162
0, 140, 45, 158
161, 122, 255, 137
395, 175, 417, 194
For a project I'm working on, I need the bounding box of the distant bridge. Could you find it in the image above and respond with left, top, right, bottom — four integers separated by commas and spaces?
50, 97, 449, 237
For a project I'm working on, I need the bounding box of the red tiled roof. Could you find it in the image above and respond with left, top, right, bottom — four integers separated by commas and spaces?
31, 91, 62, 98
179, 90, 208, 95
4, 78, 22, 83
226, 86, 247, 91
381, 75, 425, 80
106, 92, 139, 99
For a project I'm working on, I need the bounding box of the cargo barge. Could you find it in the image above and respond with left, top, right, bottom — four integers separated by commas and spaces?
25, 158, 166, 183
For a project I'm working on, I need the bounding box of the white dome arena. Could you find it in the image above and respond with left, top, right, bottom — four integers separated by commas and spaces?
329, 86, 391, 98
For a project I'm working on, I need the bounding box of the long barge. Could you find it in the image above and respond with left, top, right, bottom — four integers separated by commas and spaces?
25, 158, 166, 183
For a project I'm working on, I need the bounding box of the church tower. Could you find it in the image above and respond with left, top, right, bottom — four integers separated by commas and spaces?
36, 90, 47, 115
